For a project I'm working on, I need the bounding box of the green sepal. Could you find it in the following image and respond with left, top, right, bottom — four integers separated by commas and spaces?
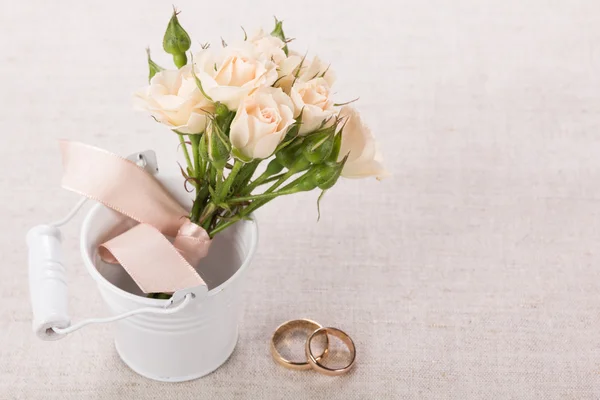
270, 17, 289, 56
146, 48, 164, 82
216, 202, 232, 213
199, 132, 209, 162
316, 190, 327, 221
291, 52, 308, 87
211, 117, 231, 149
232, 147, 254, 163
334, 97, 360, 107
190, 53, 213, 101
328, 128, 344, 163
319, 64, 331, 79
207, 185, 217, 198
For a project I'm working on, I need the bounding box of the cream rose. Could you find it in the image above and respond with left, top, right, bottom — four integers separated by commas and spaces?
290, 77, 336, 135
193, 43, 278, 110
134, 67, 213, 134
277, 54, 336, 93
230, 87, 295, 160
337, 106, 389, 180
248, 29, 287, 64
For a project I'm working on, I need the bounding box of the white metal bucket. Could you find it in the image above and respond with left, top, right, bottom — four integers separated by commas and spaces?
28, 173, 259, 382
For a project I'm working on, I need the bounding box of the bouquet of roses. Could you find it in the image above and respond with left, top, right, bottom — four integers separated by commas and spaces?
135, 9, 388, 238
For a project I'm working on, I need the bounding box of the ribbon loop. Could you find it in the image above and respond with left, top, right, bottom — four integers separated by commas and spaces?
60, 141, 210, 293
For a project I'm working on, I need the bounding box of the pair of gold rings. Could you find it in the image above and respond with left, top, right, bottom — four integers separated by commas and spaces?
270, 319, 356, 376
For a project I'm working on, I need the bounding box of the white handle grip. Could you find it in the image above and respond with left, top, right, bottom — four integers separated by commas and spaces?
26, 150, 198, 340
27, 225, 70, 340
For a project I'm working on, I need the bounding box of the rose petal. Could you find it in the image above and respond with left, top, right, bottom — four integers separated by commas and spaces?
341, 159, 390, 180
229, 58, 257, 86
154, 69, 182, 94
173, 111, 208, 134
251, 129, 286, 159
337, 106, 388, 179
230, 106, 251, 149
209, 85, 249, 110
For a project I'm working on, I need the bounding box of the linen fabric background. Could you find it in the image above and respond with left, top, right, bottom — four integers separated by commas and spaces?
2, 0, 600, 398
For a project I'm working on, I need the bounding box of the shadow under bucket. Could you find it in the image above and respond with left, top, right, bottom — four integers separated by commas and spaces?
79, 176, 259, 382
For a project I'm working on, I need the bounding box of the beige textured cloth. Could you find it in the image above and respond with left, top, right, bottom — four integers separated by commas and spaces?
2, 0, 600, 398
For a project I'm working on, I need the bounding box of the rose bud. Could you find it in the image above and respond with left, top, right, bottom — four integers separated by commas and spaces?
314, 158, 345, 190
337, 106, 389, 179
290, 167, 319, 192
214, 102, 230, 120
302, 127, 335, 164
230, 87, 295, 160
265, 159, 284, 176
275, 138, 311, 173
206, 124, 231, 170
163, 9, 192, 68
199, 131, 209, 162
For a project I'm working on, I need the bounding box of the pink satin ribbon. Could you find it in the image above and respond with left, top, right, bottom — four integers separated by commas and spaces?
60, 141, 210, 293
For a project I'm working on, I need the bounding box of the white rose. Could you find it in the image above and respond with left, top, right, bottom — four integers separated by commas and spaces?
277, 54, 336, 93
290, 77, 336, 135
248, 29, 287, 64
134, 67, 213, 134
193, 43, 278, 110
230, 87, 295, 160
337, 106, 389, 180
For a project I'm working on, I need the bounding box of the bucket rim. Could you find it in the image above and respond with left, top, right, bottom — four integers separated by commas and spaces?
79, 202, 259, 306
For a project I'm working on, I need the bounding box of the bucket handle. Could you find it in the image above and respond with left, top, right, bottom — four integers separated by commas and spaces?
26, 151, 195, 341
51, 290, 193, 338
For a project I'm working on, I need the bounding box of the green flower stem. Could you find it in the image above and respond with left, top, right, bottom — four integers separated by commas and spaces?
215, 169, 224, 196
209, 164, 216, 187
189, 135, 202, 190
197, 166, 223, 230
190, 185, 208, 223
261, 172, 290, 186
209, 172, 300, 236
219, 160, 243, 200
228, 188, 299, 204
178, 134, 193, 175
209, 184, 294, 236
199, 203, 217, 228
242, 170, 271, 195
209, 216, 240, 237
231, 160, 260, 195
242, 169, 312, 213
265, 170, 295, 194
199, 161, 243, 231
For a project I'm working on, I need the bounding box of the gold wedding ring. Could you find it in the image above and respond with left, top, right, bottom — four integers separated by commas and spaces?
306, 327, 356, 376
271, 319, 329, 370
